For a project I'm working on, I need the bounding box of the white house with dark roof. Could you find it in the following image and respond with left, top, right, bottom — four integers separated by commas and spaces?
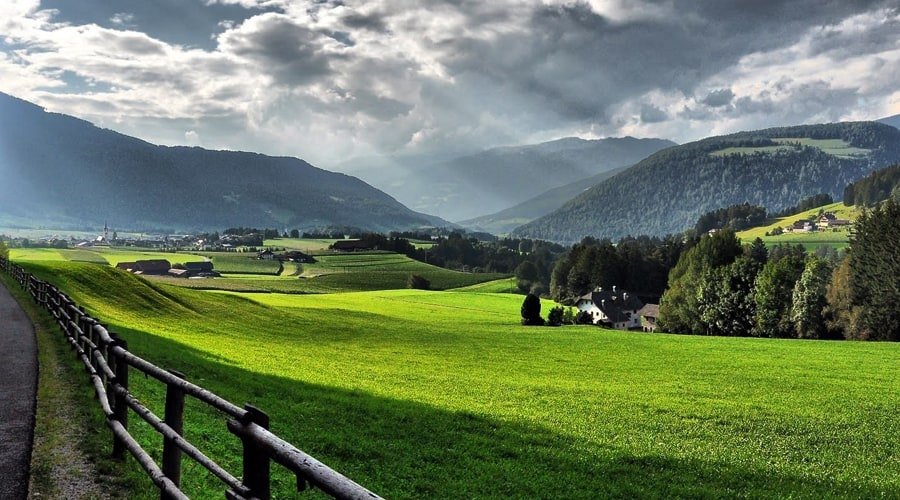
575, 286, 644, 330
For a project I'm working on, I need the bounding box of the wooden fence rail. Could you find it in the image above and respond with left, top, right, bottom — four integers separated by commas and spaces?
0, 257, 381, 500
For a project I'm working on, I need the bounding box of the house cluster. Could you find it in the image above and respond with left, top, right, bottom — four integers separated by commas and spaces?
116, 260, 220, 278
788, 212, 851, 233
575, 286, 659, 332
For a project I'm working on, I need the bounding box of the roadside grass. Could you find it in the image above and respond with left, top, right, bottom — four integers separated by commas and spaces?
15, 260, 900, 499
0, 272, 143, 499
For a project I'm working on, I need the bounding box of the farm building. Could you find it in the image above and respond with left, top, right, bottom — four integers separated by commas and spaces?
172, 261, 220, 278
331, 240, 373, 251
128, 260, 171, 275
817, 212, 851, 228
257, 249, 275, 260
637, 304, 660, 332
575, 286, 644, 330
279, 251, 315, 263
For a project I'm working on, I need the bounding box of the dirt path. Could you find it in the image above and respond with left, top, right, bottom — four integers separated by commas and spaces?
0, 280, 37, 499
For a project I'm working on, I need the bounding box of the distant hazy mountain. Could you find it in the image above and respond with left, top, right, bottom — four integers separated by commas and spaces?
879, 114, 900, 130
341, 137, 675, 222
459, 165, 629, 235
512, 122, 900, 242
0, 93, 448, 232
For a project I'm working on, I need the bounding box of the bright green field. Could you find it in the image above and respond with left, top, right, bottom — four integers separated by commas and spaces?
9, 247, 208, 266
449, 277, 520, 294
14, 260, 900, 498
710, 138, 871, 158
737, 202, 859, 250
264, 238, 338, 252
194, 252, 282, 275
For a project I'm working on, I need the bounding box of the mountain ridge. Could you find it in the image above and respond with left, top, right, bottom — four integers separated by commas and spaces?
512, 121, 900, 242
0, 92, 449, 232
342, 136, 676, 221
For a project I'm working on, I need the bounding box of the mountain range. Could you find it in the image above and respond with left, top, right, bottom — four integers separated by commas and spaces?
512, 122, 900, 242
341, 136, 675, 222
0, 93, 447, 232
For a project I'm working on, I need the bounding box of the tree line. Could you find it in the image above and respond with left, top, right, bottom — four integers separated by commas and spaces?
658, 200, 899, 340
843, 163, 900, 207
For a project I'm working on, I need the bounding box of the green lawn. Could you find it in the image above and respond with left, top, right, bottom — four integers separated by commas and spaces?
15, 260, 900, 499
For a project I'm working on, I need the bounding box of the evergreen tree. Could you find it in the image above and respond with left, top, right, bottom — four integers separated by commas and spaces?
848, 199, 900, 340
521, 293, 545, 326
791, 258, 833, 339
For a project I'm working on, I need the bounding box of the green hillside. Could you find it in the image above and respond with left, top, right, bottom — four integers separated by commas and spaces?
12, 260, 899, 498
513, 122, 900, 242
736, 202, 860, 250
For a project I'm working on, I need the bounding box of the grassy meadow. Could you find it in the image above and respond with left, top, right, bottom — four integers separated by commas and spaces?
10, 257, 900, 499
736, 201, 860, 250
710, 138, 871, 159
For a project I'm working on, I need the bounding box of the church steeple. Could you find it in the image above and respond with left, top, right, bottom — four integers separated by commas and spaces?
104, 221, 109, 243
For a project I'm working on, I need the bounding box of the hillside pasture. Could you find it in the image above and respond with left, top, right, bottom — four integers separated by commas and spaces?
14, 260, 900, 499
195, 252, 282, 275
709, 137, 871, 158
264, 238, 338, 252
737, 201, 859, 250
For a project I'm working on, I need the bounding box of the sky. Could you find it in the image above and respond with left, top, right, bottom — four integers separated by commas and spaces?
1, 0, 898, 169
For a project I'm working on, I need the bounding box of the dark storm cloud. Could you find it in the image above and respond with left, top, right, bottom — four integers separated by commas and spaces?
421, 0, 894, 129
341, 11, 388, 33
702, 89, 735, 108
640, 104, 668, 123
220, 14, 339, 85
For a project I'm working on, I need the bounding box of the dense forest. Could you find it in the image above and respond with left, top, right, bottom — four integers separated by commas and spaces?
843, 164, 900, 206
657, 199, 900, 340
548, 235, 689, 303
512, 122, 900, 242
694, 203, 767, 234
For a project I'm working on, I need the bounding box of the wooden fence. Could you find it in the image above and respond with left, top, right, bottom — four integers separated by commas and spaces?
0, 257, 380, 500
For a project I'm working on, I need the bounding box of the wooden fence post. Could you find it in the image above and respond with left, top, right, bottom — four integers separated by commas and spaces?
112, 339, 129, 460
161, 370, 187, 499
241, 404, 271, 500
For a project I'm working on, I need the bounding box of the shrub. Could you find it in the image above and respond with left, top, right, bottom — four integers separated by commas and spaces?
407, 274, 431, 290
547, 306, 565, 326
561, 307, 576, 325
575, 310, 594, 325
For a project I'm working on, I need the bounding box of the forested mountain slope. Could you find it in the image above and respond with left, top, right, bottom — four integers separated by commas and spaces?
0, 93, 447, 232
512, 122, 900, 242
346, 136, 675, 221
460, 165, 629, 234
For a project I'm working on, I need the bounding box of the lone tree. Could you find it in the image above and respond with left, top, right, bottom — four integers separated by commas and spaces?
520, 293, 545, 326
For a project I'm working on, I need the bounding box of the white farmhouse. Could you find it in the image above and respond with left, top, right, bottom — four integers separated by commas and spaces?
575, 286, 644, 330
